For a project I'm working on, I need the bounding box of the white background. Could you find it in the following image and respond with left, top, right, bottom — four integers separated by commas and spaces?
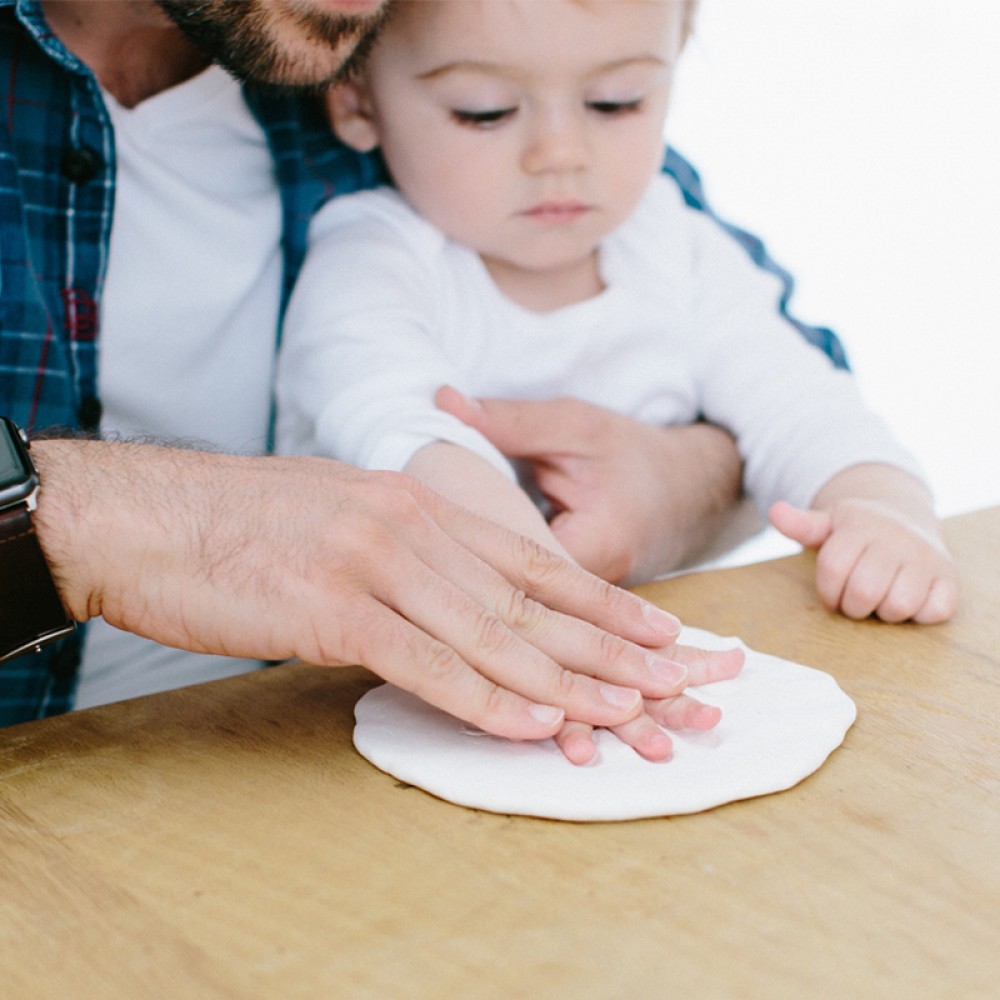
667, 0, 999, 544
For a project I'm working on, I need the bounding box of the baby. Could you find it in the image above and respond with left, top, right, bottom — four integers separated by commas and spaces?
276, 0, 957, 754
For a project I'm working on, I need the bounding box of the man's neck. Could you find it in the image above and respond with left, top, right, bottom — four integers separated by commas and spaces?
41, 0, 212, 107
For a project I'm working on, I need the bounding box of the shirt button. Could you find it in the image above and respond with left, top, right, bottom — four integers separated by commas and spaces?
77, 396, 103, 434
60, 146, 102, 184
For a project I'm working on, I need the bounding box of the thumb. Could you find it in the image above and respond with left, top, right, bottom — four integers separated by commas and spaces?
769, 500, 833, 549
434, 385, 567, 458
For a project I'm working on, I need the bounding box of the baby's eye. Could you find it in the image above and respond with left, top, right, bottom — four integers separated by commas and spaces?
586, 98, 643, 116
451, 107, 518, 128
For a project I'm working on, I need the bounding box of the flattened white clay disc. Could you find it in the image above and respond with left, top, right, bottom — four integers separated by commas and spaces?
353, 627, 856, 821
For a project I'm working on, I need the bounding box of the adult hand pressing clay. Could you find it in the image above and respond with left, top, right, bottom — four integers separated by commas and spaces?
353, 627, 857, 822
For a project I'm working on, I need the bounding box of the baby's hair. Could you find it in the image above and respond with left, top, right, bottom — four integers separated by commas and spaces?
682, 0, 700, 44
340, 0, 701, 79
569, 0, 700, 45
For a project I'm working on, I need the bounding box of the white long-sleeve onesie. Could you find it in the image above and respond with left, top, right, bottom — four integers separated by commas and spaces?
276, 175, 922, 513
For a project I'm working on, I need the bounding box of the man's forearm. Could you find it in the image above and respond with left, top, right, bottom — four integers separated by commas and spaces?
654, 421, 744, 572
27, 437, 717, 747
33, 438, 133, 624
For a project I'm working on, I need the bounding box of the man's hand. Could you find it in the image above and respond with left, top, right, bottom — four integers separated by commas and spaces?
435, 387, 743, 584
33, 439, 713, 744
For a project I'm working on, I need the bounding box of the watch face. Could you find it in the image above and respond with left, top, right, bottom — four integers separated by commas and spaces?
0, 418, 35, 503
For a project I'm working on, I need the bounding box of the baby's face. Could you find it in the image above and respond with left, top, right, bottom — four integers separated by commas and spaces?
338, 0, 685, 291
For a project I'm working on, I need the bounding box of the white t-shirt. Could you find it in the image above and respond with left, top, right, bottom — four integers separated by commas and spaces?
75, 67, 280, 709
276, 178, 922, 513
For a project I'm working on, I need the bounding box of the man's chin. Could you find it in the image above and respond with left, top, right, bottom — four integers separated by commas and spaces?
219, 43, 355, 92
155, 0, 389, 90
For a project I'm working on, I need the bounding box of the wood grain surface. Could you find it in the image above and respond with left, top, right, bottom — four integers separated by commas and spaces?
2, 508, 997, 999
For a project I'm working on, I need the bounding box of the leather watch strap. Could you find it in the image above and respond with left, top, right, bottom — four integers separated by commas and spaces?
0, 502, 74, 662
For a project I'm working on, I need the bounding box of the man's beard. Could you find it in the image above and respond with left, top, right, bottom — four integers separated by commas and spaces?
155, 0, 389, 90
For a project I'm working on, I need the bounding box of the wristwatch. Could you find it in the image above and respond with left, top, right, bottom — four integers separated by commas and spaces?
0, 417, 75, 663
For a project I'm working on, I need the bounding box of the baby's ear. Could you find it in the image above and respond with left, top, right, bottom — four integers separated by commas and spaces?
326, 80, 381, 152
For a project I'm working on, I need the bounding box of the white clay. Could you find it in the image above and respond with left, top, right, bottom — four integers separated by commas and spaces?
353, 627, 857, 821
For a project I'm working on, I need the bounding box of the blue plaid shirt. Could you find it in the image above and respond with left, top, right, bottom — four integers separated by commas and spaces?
0, 0, 847, 727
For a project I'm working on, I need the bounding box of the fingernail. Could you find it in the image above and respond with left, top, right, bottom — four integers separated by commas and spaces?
643, 603, 681, 634
529, 703, 564, 726
646, 654, 688, 687
600, 684, 642, 710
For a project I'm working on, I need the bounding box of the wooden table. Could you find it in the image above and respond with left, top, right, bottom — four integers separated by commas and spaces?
2, 508, 998, 999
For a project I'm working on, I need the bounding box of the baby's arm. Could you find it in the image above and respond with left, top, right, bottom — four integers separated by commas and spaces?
406, 441, 570, 561
769, 463, 958, 623
405, 441, 744, 763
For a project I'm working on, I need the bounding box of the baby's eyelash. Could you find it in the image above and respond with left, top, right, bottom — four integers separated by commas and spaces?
586, 98, 643, 116
451, 107, 517, 128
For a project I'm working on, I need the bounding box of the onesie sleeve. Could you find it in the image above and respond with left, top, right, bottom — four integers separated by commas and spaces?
660, 146, 849, 369
654, 180, 927, 512
275, 189, 515, 478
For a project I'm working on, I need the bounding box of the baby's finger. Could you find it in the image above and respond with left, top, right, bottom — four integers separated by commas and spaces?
769, 501, 833, 549
913, 576, 959, 625
555, 713, 675, 764
646, 692, 722, 731
554, 721, 600, 765
875, 564, 929, 623
607, 713, 674, 761
814, 533, 866, 613
840, 548, 899, 619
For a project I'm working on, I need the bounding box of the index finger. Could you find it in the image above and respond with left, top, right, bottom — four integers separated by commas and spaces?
347, 595, 569, 742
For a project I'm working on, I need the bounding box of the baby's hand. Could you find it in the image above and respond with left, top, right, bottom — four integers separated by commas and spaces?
769, 498, 958, 624
554, 640, 746, 765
